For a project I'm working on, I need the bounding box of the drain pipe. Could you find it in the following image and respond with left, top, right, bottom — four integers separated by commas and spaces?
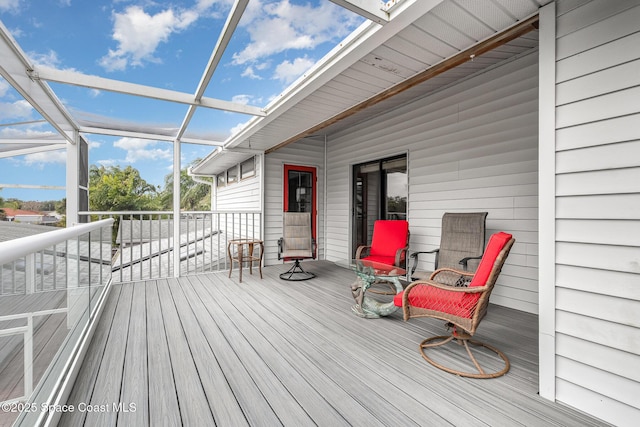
187, 167, 215, 210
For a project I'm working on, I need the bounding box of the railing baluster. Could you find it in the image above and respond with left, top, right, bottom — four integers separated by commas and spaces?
53, 243, 58, 290
117, 215, 121, 283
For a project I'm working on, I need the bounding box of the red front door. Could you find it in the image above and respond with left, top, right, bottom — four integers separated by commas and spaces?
283, 164, 317, 241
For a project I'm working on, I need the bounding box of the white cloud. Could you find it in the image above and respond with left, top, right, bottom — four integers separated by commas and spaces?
273, 56, 315, 84
232, 0, 361, 66
28, 50, 63, 68
0, 99, 33, 120
241, 66, 262, 80
0, 126, 56, 139
99, 5, 202, 71
231, 94, 251, 105
0, 0, 21, 13
24, 149, 67, 166
0, 79, 10, 97
229, 120, 249, 135
96, 159, 119, 167
113, 137, 172, 163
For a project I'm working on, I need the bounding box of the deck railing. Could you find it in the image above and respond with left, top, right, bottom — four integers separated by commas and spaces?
0, 219, 113, 426
80, 211, 262, 283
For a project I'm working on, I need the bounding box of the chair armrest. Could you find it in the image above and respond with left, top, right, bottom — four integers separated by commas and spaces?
355, 245, 370, 260
409, 249, 439, 275
459, 255, 482, 270
410, 249, 439, 258
395, 245, 410, 269
278, 238, 284, 260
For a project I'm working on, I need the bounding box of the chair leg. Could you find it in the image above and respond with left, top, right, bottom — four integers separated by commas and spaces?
419, 331, 510, 379
279, 259, 315, 281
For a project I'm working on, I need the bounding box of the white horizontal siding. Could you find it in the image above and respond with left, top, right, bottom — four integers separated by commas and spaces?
216, 157, 262, 211
324, 50, 540, 313
263, 138, 325, 267
554, 1, 640, 424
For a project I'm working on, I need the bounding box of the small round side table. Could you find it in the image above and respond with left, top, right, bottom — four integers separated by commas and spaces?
227, 239, 264, 283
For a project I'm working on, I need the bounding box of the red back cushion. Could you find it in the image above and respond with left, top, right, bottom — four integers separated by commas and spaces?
369, 220, 408, 257
468, 232, 512, 287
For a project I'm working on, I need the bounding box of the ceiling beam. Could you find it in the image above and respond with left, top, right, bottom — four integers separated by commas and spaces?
266, 13, 540, 154
329, 0, 389, 24
32, 65, 266, 117
176, 0, 250, 141
78, 126, 224, 146
0, 183, 65, 190
0, 21, 78, 144
0, 139, 65, 145
0, 144, 66, 159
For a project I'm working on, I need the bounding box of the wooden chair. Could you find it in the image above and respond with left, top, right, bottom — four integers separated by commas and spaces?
410, 212, 487, 281
278, 212, 316, 280
394, 232, 515, 378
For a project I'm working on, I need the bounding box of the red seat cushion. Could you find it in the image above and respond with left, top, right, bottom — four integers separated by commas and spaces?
393, 286, 477, 318
468, 232, 512, 287
362, 255, 397, 265
369, 220, 409, 258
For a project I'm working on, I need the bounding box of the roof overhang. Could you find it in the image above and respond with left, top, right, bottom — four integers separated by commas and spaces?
193, 0, 546, 175
189, 147, 260, 176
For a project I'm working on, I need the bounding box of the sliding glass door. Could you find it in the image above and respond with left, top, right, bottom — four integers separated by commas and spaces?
352, 155, 407, 256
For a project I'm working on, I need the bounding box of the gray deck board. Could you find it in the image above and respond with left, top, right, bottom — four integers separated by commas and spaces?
155, 279, 215, 426
166, 277, 248, 426
144, 280, 180, 427
59, 261, 608, 427
118, 280, 148, 427
59, 285, 123, 427
83, 283, 133, 427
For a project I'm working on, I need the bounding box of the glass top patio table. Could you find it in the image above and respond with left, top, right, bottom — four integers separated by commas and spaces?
336, 259, 406, 319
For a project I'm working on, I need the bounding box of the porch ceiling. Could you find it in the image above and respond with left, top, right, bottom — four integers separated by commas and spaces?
193, 0, 546, 176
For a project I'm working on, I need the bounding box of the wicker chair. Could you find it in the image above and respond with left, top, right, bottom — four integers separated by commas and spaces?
410, 212, 487, 281
394, 232, 515, 378
278, 212, 316, 280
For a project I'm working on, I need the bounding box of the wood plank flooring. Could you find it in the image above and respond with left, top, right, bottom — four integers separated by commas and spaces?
58, 261, 608, 426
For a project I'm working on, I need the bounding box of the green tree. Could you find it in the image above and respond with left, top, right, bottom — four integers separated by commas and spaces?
89, 165, 159, 211
55, 198, 66, 215
4, 198, 21, 209
160, 162, 211, 211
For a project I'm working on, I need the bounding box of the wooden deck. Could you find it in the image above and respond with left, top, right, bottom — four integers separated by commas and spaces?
59, 261, 606, 426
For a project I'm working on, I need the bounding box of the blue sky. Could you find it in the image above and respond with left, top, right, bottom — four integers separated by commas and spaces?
0, 0, 363, 202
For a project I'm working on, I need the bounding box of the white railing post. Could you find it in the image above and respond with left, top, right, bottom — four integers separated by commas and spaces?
25, 253, 35, 294
24, 315, 33, 397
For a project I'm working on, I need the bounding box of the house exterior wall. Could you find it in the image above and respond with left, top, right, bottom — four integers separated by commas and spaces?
214, 156, 262, 243
215, 156, 262, 211
263, 138, 325, 266
325, 50, 540, 314
550, 1, 640, 424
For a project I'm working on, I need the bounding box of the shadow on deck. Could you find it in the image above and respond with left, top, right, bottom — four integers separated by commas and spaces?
58, 261, 606, 426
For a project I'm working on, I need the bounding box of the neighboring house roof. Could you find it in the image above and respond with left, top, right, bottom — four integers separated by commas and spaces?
1, 208, 44, 217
